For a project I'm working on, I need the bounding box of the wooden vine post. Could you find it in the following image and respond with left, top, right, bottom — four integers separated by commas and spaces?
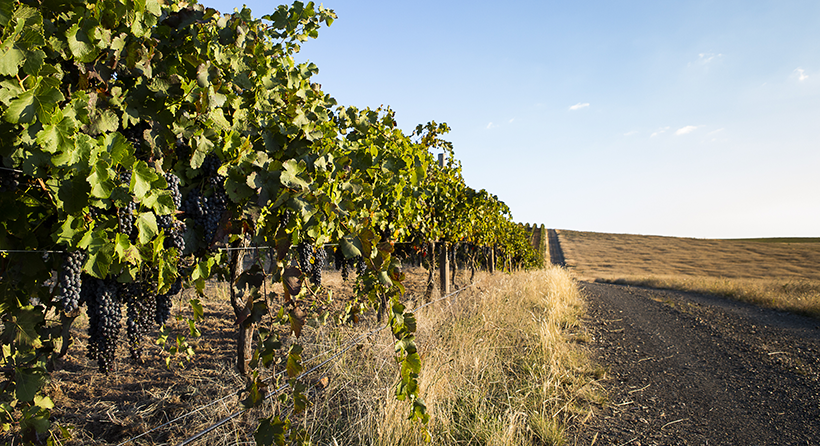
440, 241, 450, 295
437, 153, 451, 294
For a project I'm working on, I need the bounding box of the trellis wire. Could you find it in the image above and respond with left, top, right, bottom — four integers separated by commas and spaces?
162, 282, 478, 446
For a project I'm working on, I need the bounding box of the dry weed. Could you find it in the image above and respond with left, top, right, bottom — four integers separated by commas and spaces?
306, 267, 602, 446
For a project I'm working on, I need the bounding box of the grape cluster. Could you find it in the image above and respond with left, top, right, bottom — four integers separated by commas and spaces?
118, 201, 137, 238
333, 247, 345, 271
88, 206, 101, 221
155, 278, 181, 326
55, 250, 85, 313
84, 278, 122, 374
165, 172, 182, 210
183, 156, 227, 245
341, 261, 350, 281
333, 248, 362, 282
158, 214, 186, 252
122, 123, 148, 154
122, 282, 156, 363
311, 246, 327, 286
0, 168, 21, 193
297, 242, 313, 274
118, 171, 136, 238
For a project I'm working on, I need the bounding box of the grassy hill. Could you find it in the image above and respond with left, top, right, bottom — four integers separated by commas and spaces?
557, 230, 820, 318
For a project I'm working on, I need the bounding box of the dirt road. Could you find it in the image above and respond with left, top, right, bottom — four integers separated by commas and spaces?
569, 282, 820, 445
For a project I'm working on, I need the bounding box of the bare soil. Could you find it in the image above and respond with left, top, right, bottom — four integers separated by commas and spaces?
568, 281, 820, 445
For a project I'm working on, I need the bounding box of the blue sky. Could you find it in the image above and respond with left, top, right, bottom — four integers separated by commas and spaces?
202, 0, 820, 238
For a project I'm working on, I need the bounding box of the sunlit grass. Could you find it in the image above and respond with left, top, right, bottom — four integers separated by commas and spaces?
306, 267, 604, 445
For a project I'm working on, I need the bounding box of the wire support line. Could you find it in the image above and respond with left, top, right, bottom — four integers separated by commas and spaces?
177, 322, 392, 446
174, 280, 480, 446
215, 243, 341, 252
115, 345, 336, 446
0, 166, 24, 173
0, 249, 66, 254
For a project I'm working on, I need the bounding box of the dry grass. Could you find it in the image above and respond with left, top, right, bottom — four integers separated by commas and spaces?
558, 230, 820, 318
305, 267, 604, 445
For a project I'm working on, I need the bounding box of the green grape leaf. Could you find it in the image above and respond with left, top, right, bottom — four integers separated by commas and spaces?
102, 132, 135, 168
88, 160, 115, 199
19, 405, 50, 434
0, 39, 24, 76
189, 298, 204, 322
412, 398, 430, 424
3, 77, 64, 124
15, 368, 46, 402
157, 253, 176, 293
240, 373, 265, 408
114, 233, 140, 265
66, 22, 100, 63
142, 189, 175, 215
87, 109, 119, 135
254, 416, 287, 446
285, 344, 303, 378
57, 176, 91, 214
225, 175, 255, 203
56, 215, 85, 245
21, 48, 45, 76
190, 134, 213, 169
83, 245, 113, 279
3, 306, 43, 350
33, 394, 54, 410
280, 159, 309, 190
131, 160, 159, 199
0, 1, 13, 27
135, 211, 158, 244
36, 112, 76, 154
339, 236, 362, 258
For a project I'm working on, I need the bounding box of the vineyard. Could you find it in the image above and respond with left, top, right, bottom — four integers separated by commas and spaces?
0, 1, 547, 444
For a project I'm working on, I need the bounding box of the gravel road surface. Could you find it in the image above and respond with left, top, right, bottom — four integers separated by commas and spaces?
568, 282, 820, 445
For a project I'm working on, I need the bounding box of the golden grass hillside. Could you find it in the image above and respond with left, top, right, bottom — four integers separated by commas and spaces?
558, 230, 820, 318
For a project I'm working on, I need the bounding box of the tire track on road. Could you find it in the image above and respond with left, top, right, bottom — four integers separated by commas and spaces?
569, 282, 820, 445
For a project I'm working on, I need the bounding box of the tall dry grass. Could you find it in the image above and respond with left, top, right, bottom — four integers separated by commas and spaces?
558, 230, 820, 319
305, 267, 604, 445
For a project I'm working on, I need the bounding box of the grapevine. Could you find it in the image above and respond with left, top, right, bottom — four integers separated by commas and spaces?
0, 0, 544, 443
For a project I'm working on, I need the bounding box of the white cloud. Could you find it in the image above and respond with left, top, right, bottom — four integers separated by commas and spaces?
795, 68, 809, 81
688, 52, 724, 67
707, 128, 724, 136
698, 52, 723, 64
569, 102, 589, 111
650, 126, 670, 137
486, 122, 496, 129
624, 130, 638, 137
675, 125, 699, 135
508, 118, 515, 124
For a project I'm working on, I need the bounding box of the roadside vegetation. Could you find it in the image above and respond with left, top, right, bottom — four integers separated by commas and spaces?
300, 267, 604, 445
558, 230, 820, 319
